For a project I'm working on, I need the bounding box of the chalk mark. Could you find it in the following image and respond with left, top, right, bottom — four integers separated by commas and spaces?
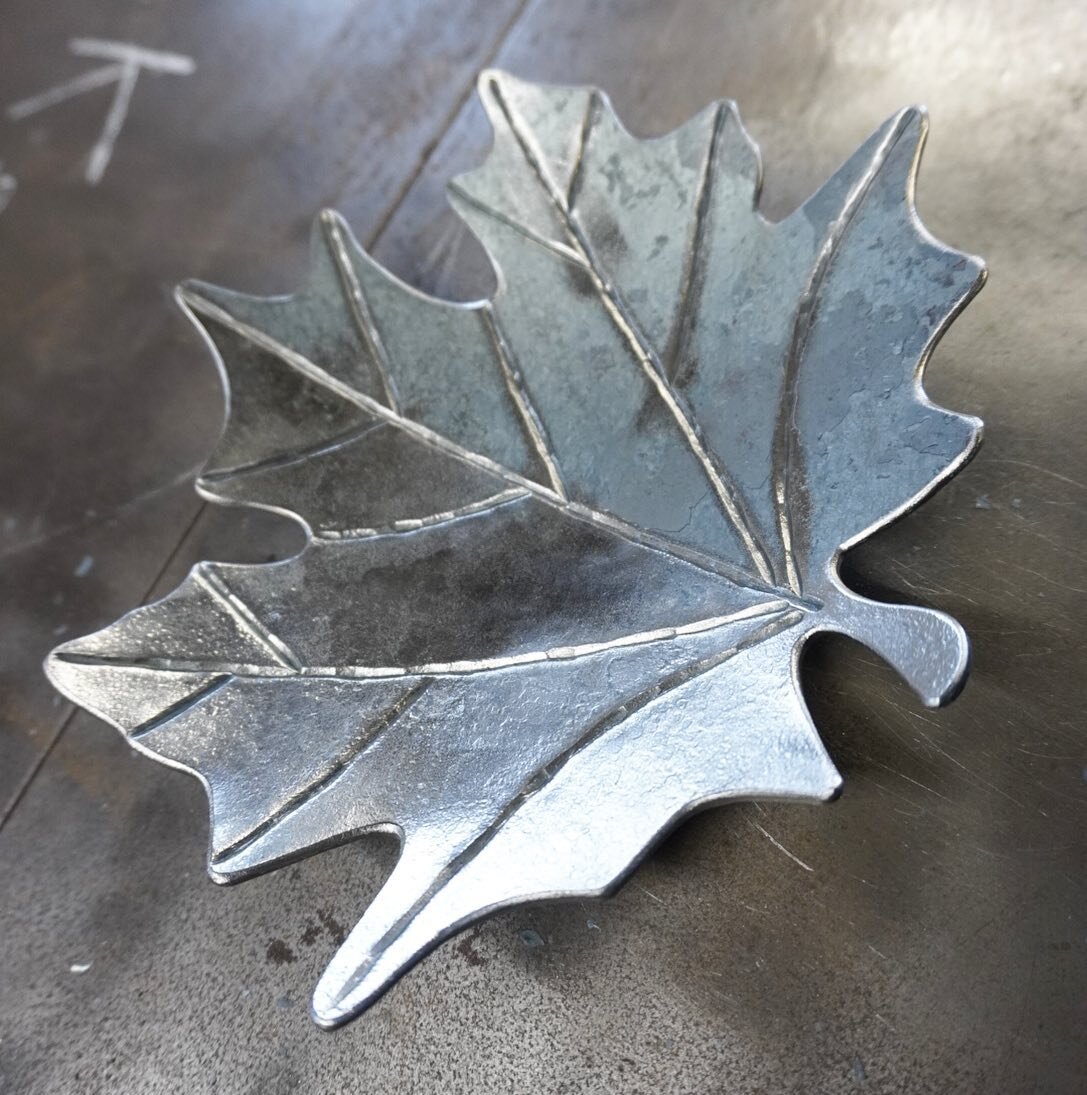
7, 38, 195, 185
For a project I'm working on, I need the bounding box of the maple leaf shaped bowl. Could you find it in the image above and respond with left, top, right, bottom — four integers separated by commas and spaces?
47, 71, 985, 1029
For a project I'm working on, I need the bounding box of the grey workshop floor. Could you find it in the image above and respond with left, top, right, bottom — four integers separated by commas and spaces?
1, 1, 1084, 1092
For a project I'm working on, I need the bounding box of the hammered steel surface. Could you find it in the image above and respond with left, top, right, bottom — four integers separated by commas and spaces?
46, 71, 985, 1029
1, 0, 1085, 1092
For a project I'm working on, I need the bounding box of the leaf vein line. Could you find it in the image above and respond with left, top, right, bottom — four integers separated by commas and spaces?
52, 601, 798, 682
194, 564, 303, 672
481, 76, 775, 585
480, 304, 567, 498
211, 679, 432, 865
128, 674, 232, 740
314, 488, 529, 541
179, 287, 807, 600
771, 109, 916, 594
565, 88, 599, 211
505, 609, 805, 807
447, 181, 588, 268
663, 101, 726, 384
662, 101, 781, 582
321, 210, 401, 412
200, 421, 386, 484
338, 607, 806, 1001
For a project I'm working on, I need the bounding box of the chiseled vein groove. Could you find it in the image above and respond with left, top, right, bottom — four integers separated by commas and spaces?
52, 600, 796, 682
660, 102, 780, 582
212, 679, 432, 865
565, 89, 600, 211
320, 210, 401, 412
479, 304, 567, 498
482, 77, 776, 586
566, 500, 806, 603
315, 488, 529, 541
447, 181, 588, 268
180, 288, 559, 503
200, 421, 386, 484
128, 674, 232, 740
180, 289, 811, 602
341, 607, 806, 1000
663, 103, 728, 384
772, 110, 915, 595
194, 564, 303, 672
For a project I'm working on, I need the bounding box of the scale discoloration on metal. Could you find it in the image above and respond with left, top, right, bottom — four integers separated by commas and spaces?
1, 1, 1085, 1091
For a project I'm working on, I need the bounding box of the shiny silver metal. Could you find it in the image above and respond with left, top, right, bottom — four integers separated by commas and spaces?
46, 71, 985, 1029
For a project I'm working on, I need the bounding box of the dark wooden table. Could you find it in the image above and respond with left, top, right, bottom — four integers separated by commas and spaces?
1, 2, 1083, 1092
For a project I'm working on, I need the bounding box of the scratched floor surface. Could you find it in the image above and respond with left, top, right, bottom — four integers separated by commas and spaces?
1, 2, 1084, 1093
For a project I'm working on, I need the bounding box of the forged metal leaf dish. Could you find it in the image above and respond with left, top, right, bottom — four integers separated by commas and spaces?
47, 71, 985, 1028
